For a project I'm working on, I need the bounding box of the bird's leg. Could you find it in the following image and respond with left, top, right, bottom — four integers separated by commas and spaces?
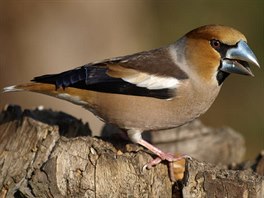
136, 138, 188, 167
127, 129, 190, 181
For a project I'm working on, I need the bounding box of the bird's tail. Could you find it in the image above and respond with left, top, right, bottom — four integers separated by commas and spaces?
3, 83, 57, 95
2, 83, 95, 106
3, 85, 23, 93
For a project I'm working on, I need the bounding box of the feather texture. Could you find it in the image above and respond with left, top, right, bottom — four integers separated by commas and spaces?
32, 48, 188, 99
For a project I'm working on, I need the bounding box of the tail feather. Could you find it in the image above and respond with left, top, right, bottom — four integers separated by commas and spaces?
3, 85, 23, 93
3, 83, 57, 95
2, 82, 95, 106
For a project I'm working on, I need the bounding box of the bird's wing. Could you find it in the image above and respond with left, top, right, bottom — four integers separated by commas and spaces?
32, 47, 188, 99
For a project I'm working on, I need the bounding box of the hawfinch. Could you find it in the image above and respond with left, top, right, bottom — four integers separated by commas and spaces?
3, 25, 260, 175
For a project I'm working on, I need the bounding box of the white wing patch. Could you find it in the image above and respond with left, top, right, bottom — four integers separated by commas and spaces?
107, 65, 181, 90
122, 73, 180, 90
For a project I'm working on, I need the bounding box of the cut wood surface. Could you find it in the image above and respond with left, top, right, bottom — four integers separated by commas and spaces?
0, 105, 263, 197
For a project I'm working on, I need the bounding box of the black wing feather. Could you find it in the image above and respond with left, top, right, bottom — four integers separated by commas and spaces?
33, 65, 119, 89
32, 64, 173, 99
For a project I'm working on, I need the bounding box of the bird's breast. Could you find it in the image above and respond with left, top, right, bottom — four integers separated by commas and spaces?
81, 82, 221, 131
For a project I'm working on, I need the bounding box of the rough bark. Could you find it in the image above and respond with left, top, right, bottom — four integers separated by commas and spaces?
102, 120, 246, 165
0, 105, 263, 198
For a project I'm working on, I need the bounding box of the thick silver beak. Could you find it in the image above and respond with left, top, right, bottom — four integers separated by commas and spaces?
221, 40, 260, 76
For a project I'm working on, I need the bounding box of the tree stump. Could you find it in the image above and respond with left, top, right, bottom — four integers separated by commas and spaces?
0, 105, 263, 197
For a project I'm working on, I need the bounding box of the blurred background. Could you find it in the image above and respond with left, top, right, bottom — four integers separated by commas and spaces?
0, 0, 263, 160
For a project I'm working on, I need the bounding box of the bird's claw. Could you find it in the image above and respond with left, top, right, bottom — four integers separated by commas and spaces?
144, 153, 191, 169
142, 153, 191, 182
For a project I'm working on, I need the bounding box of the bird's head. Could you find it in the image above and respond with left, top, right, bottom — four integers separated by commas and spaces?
183, 25, 260, 85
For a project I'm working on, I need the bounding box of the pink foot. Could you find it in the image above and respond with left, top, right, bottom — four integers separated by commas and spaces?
144, 153, 191, 169
143, 153, 191, 182
128, 131, 191, 181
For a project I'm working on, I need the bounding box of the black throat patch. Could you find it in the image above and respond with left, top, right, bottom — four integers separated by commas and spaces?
216, 70, 230, 85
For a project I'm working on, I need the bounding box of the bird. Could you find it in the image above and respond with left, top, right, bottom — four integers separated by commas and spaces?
3, 25, 260, 179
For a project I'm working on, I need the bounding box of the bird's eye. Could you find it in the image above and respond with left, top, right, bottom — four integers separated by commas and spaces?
210, 39, 221, 49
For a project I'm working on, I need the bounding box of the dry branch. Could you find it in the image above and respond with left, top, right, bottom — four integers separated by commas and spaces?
0, 105, 263, 197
